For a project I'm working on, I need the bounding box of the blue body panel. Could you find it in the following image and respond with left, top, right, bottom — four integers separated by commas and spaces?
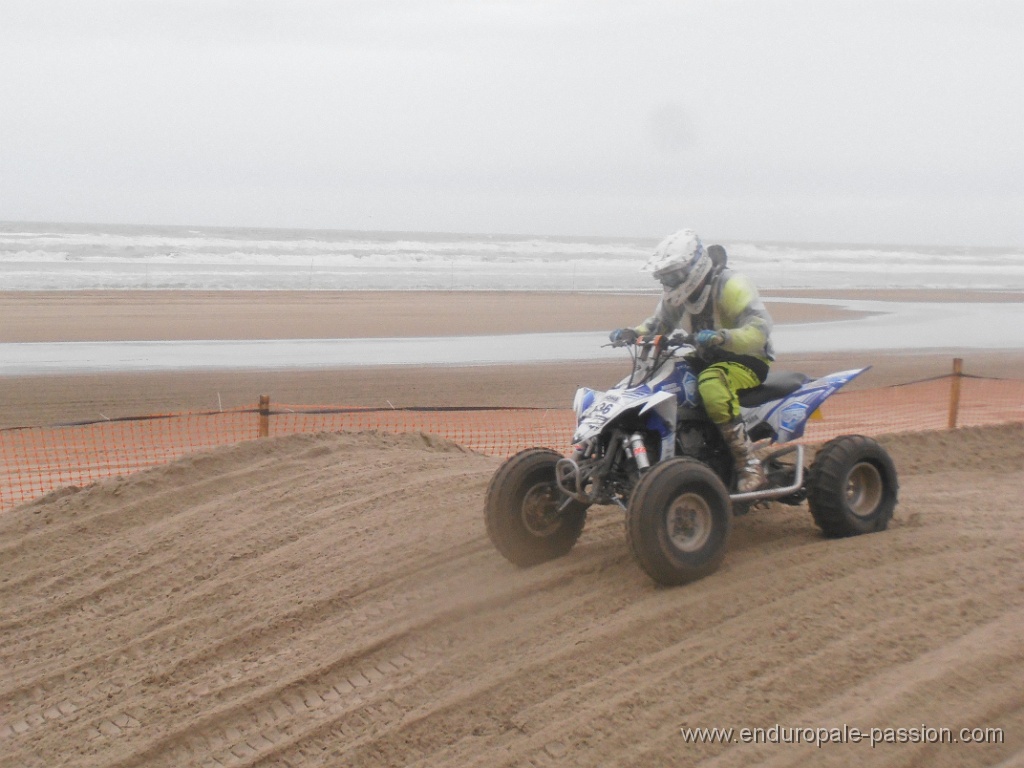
743, 368, 869, 443
574, 352, 869, 459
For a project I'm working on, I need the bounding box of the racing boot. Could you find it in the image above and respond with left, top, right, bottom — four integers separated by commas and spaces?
720, 417, 766, 493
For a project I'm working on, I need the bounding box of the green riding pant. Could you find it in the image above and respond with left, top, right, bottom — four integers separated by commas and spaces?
697, 361, 765, 425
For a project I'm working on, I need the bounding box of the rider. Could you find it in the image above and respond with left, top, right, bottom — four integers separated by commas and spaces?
610, 229, 774, 493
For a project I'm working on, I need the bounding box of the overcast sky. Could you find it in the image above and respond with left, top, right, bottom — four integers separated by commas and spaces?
2, 1, 1022, 246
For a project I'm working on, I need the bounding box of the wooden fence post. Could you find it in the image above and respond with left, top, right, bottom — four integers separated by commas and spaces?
947, 358, 963, 429
258, 394, 270, 438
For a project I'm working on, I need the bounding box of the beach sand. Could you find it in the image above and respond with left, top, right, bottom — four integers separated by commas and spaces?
2, 289, 1023, 766
2, 289, 1023, 428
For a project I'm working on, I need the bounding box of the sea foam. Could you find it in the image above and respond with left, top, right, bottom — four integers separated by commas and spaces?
1, 223, 1021, 291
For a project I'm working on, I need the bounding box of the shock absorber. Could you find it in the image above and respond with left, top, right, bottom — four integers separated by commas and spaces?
626, 432, 651, 471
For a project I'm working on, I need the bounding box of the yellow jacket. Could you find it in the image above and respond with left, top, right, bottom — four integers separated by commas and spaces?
637, 269, 774, 362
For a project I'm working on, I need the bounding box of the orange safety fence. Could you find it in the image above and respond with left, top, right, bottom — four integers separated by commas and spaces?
1, 374, 1022, 512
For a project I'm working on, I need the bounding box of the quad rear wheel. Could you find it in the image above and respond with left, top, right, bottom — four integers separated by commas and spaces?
806, 435, 898, 537
485, 448, 588, 567
626, 458, 733, 586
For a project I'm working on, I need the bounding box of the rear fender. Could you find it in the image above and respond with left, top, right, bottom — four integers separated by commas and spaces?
749, 367, 869, 443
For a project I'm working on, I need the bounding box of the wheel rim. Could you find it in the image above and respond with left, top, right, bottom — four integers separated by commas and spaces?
665, 492, 713, 552
845, 462, 884, 517
521, 482, 563, 537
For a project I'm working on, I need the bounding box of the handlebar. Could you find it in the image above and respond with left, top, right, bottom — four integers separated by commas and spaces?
606, 331, 698, 387
608, 332, 694, 350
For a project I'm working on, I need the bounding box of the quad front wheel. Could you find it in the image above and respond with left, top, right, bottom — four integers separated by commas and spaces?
626, 458, 733, 586
806, 435, 898, 537
485, 448, 588, 567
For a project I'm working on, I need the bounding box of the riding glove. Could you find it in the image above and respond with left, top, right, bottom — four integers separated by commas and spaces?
695, 329, 728, 348
609, 328, 638, 345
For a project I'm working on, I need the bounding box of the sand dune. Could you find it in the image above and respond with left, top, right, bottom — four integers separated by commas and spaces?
2, 425, 1021, 767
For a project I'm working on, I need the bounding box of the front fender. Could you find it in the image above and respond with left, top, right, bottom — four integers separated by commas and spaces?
641, 391, 679, 461
573, 388, 679, 460
573, 387, 603, 420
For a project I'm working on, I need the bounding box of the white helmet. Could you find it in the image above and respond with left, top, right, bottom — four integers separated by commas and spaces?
643, 229, 714, 312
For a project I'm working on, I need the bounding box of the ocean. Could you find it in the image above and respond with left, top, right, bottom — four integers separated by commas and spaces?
3, 222, 1024, 372
2, 222, 1022, 292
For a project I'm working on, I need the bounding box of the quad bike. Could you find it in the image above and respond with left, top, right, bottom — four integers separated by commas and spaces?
484, 333, 898, 586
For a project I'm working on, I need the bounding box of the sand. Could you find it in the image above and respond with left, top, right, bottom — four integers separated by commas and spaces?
2, 289, 1023, 429
2, 427, 1022, 767
2, 289, 1023, 766
3, 289, 1023, 344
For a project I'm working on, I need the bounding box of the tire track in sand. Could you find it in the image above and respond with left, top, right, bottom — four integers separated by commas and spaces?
1, 425, 1021, 767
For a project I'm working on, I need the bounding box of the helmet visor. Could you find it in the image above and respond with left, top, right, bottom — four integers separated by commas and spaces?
656, 265, 690, 289
660, 250, 712, 305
